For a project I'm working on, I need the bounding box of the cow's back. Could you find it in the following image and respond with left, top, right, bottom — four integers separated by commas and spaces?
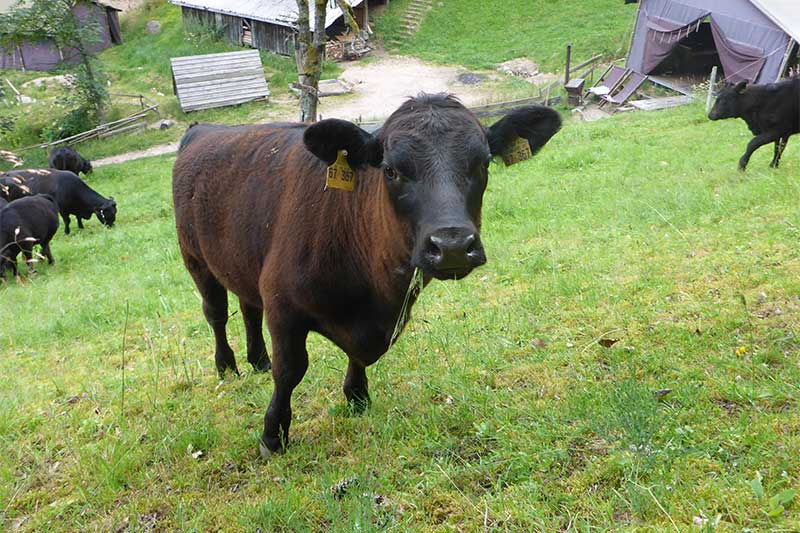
173, 123, 322, 302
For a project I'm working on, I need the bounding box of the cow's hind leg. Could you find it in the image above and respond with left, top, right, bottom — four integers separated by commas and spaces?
740, 131, 783, 170
343, 359, 370, 413
42, 242, 54, 264
61, 214, 71, 235
184, 256, 238, 377
240, 302, 270, 372
260, 314, 309, 458
770, 136, 789, 168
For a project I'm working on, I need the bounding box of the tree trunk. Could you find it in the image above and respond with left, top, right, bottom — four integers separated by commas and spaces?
295, 0, 327, 123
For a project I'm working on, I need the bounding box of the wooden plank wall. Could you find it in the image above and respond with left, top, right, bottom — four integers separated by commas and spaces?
171, 50, 270, 112
180, 6, 295, 56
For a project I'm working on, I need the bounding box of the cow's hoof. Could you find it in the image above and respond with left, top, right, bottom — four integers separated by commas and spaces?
259, 439, 279, 461
251, 358, 271, 373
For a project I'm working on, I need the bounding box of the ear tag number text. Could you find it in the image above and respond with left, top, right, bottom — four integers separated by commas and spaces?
326, 150, 355, 191
502, 136, 533, 166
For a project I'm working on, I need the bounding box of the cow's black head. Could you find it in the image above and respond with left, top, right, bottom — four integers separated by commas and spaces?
82, 159, 93, 175
304, 94, 561, 280
708, 81, 747, 121
95, 197, 116, 227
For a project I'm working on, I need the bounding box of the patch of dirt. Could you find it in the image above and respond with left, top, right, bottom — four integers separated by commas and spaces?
319, 55, 499, 121
94, 142, 179, 168
456, 72, 487, 85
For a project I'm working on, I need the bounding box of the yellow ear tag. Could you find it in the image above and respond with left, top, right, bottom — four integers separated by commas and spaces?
502, 136, 533, 166
325, 150, 355, 192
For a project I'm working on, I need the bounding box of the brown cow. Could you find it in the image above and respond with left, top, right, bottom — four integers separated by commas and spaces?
172, 94, 561, 458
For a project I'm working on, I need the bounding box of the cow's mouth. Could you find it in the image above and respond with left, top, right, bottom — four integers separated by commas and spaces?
429, 266, 477, 281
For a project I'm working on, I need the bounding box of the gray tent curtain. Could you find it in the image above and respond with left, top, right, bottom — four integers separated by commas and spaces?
709, 16, 764, 82
642, 13, 708, 72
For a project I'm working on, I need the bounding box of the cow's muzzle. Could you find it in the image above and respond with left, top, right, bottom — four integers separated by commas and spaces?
418, 227, 486, 280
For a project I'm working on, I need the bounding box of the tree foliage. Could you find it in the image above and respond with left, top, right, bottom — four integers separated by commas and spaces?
0, 0, 108, 139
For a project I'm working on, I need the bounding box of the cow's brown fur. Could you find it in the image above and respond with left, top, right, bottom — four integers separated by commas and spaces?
173, 94, 562, 456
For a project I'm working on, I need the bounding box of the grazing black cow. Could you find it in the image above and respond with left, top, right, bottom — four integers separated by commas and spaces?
6, 169, 115, 234
0, 175, 32, 202
708, 78, 800, 170
0, 194, 59, 279
48, 146, 93, 175
173, 94, 562, 458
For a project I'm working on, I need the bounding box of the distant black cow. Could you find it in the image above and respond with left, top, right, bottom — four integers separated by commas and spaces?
0, 194, 59, 279
6, 169, 115, 234
49, 146, 93, 175
0, 175, 32, 202
708, 78, 800, 170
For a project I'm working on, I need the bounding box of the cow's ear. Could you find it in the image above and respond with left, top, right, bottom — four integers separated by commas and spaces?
304, 119, 383, 168
734, 80, 748, 93
487, 105, 562, 158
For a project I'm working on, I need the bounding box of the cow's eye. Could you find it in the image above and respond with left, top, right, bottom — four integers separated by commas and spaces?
384, 166, 398, 181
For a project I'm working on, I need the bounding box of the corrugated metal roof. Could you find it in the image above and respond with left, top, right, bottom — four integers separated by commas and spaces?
171, 50, 270, 112
169, 0, 364, 30
750, 0, 800, 44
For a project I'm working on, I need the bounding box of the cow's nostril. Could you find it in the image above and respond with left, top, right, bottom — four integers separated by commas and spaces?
464, 233, 477, 254
425, 235, 445, 261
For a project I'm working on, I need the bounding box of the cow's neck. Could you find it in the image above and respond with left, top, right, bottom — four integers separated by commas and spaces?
356, 169, 417, 309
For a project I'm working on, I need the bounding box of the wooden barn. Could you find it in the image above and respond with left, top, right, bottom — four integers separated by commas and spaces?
0, 0, 123, 71
170, 0, 386, 56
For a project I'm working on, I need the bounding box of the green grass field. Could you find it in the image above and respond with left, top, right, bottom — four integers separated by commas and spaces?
1, 102, 799, 531
377, 0, 636, 72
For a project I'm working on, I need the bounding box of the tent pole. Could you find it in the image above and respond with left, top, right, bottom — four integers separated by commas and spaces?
624, 0, 643, 71
776, 40, 795, 81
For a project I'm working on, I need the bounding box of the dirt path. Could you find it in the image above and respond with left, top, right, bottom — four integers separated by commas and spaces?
320, 55, 496, 121
94, 142, 180, 167
94, 55, 505, 167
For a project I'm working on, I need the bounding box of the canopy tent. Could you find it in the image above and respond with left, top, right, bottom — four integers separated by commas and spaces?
626, 0, 798, 84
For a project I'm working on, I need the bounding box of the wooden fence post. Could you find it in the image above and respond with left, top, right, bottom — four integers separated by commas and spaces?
565, 43, 572, 84
706, 66, 718, 113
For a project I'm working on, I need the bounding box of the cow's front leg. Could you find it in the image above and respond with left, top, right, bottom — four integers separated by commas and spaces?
240, 302, 271, 372
343, 358, 370, 413
61, 214, 71, 235
740, 131, 783, 170
260, 318, 309, 458
77, 217, 84, 230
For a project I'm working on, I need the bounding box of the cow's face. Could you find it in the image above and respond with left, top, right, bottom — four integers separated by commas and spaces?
95, 197, 116, 227
709, 81, 747, 120
83, 160, 93, 174
304, 94, 561, 280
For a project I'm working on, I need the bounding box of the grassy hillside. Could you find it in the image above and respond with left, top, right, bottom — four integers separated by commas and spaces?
1, 103, 798, 531
376, 0, 637, 72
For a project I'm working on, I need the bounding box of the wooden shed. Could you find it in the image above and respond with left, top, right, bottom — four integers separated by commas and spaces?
0, 0, 122, 71
169, 0, 376, 56
171, 49, 270, 112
